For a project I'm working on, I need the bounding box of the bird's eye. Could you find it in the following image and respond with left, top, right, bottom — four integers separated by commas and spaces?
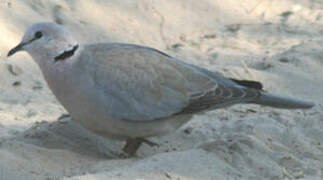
34, 31, 43, 39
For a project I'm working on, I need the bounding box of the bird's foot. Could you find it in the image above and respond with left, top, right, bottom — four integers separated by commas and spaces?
120, 138, 159, 158
140, 138, 159, 147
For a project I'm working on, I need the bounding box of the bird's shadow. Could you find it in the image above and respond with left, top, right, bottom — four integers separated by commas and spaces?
1, 113, 211, 162
4, 117, 123, 159
2, 116, 187, 160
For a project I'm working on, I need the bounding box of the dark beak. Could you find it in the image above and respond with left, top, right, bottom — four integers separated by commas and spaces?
7, 42, 26, 57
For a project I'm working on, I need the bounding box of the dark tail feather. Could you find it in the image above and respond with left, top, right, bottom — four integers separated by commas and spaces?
251, 92, 314, 109
230, 79, 263, 90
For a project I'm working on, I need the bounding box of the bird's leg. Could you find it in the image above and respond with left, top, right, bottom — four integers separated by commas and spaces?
121, 138, 159, 157
122, 138, 143, 157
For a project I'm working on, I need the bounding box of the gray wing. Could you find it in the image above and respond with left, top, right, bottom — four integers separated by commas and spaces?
173, 61, 261, 114
80, 43, 259, 121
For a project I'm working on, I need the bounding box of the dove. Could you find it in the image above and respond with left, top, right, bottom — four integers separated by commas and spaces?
7, 22, 314, 156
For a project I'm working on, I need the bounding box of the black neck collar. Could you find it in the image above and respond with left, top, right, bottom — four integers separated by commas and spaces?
54, 44, 79, 62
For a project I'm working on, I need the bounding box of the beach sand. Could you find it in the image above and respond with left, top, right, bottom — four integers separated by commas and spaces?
0, 0, 322, 179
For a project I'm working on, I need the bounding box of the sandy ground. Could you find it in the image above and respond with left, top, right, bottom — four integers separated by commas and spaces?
0, 0, 323, 179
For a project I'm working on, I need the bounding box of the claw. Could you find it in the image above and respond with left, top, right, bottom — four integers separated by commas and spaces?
121, 138, 159, 157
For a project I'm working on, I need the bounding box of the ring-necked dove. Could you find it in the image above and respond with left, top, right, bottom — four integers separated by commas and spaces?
7, 22, 314, 156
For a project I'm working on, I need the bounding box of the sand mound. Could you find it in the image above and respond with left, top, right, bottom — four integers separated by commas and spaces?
0, 0, 322, 179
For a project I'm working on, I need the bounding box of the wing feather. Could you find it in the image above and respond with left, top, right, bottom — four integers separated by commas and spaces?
80, 43, 259, 121
177, 84, 260, 115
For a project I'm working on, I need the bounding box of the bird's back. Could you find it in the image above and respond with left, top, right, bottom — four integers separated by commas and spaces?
75, 43, 259, 121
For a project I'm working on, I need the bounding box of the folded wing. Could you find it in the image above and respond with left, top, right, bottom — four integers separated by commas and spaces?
80, 43, 259, 121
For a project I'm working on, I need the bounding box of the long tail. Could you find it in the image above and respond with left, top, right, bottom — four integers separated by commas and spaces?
250, 92, 315, 109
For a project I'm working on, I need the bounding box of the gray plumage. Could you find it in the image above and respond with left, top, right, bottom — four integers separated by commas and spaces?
7, 22, 314, 155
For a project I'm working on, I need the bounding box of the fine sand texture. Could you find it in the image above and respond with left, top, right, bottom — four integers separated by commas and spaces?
0, 0, 323, 179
